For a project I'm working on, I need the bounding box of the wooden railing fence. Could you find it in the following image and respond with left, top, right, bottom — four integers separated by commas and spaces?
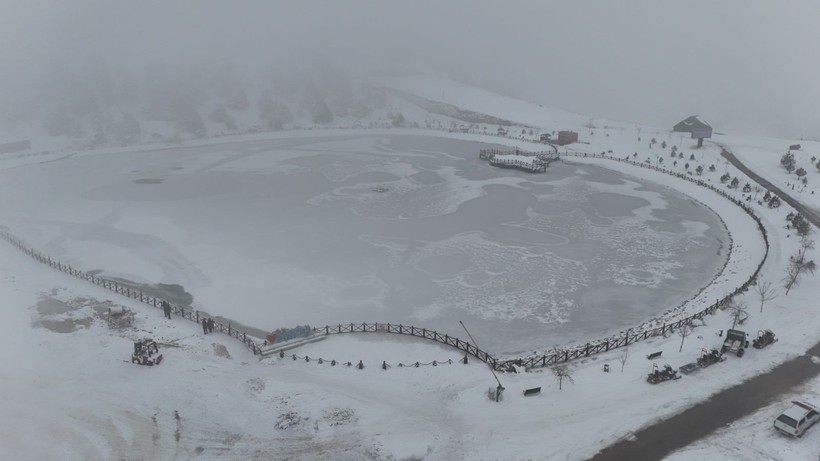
0, 147, 770, 370
0, 230, 262, 355
316, 322, 497, 368
494, 152, 770, 370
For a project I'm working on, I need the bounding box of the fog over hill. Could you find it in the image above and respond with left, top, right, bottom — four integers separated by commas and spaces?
1, 0, 819, 142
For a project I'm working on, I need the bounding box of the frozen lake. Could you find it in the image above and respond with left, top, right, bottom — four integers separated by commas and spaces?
0, 135, 728, 354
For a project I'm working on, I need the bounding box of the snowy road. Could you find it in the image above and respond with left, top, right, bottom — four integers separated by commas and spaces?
721, 147, 820, 227
589, 345, 820, 461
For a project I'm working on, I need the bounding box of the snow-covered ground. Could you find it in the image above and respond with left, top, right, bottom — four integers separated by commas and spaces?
718, 134, 820, 211
665, 372, 820, 461
1, 75, 819, 460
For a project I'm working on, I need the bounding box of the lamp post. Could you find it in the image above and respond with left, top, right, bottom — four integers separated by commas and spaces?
460, 321, 504, 402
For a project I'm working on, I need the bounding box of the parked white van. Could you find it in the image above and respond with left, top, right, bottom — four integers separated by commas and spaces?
774, 401, 820, 437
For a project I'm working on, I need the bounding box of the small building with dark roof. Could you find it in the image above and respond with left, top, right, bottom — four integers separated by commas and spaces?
673, 116, 712, 147
555, 131, 578, 145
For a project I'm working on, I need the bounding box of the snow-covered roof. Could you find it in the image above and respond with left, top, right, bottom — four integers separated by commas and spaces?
675, 115, 711, 130
782, 401, 817, 420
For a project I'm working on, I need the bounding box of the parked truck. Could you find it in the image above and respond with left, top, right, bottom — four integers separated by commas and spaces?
721, 329, 749, 357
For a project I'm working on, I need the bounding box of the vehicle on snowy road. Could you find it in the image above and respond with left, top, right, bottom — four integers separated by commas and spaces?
774, 401, 820, 437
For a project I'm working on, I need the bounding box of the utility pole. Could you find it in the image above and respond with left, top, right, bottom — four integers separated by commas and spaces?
460, 321, 504, 402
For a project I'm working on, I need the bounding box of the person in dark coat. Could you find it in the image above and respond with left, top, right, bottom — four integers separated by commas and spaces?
161, 301, 172, 319
202, 317, 208, 334
207, 318, 214, 333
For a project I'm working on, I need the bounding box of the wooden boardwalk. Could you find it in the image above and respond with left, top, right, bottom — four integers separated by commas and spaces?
479, 148, 560, 173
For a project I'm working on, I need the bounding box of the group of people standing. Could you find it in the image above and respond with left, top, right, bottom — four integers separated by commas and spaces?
202, 317, 215, 334
161, 299, 215, 334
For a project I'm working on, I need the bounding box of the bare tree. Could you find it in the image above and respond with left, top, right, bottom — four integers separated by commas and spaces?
784, 256, 817, 296
677, 320, 694, 352
729, 299, 749, 329
798, 236, 815, 262
617, 348, 629, 372
552, 365, 575, 390
784, 237, 816, 295
753, 279, 779, 313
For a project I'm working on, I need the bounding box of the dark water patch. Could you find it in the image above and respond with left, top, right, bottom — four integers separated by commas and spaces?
338, 284, 382, 301
648, 198, 712, 234
583, 212, 615, 226
552, 239, 608, 262
531, 200, 576, 216
519, 182, 556, 195
416, 253, 471, 278
570, 164, 628, 185
461, 271, 492, 285
37, 298, 76, 316
647, 220, 684, 233
104, 277, 194, 306
282, 153, 352, 169
98, 275, 276, 340
34, 317, 93, 333
483, 224, 564, 246
587, 192, 648, 218
209, 314, 270, 340
411, 170, 445, 185
342, 171, 400, 185
88, 171, 238, 202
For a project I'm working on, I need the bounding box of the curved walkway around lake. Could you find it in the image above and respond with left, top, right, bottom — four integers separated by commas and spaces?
491, 151, 769, 370
0, 226, 500, 366
583, 147, 818, 461
313, 323, 496, 366
0, 135, 771, 372
0, 228, 265, 355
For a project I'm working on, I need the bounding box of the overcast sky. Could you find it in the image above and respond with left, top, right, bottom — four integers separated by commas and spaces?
1, 0, 818, 139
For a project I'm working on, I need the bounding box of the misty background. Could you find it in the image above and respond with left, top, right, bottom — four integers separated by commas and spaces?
1, 0, 818, 142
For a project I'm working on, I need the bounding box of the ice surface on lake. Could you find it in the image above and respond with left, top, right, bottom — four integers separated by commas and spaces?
0, 135, 727, 353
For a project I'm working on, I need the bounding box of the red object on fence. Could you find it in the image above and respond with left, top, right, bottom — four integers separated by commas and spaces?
266, 333, 277, 343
